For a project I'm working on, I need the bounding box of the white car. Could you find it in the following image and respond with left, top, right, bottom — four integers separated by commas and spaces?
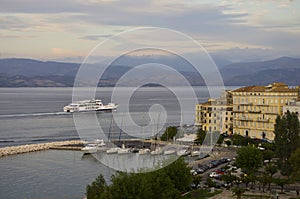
209, 171, 219, 178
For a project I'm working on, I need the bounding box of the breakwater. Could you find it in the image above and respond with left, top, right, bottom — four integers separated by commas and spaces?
0, 140, 83, 157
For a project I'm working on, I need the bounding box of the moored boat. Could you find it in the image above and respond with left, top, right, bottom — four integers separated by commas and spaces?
117, 144, 131, 155
138, 148, 150, 155
106, 147, 120, 154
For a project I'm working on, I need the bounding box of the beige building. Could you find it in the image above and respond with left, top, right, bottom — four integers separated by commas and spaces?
195, 91, 233, 134
232, 82, 299, 140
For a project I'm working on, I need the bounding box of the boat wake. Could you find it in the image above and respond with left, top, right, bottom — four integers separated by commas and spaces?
0, 112, 70, 119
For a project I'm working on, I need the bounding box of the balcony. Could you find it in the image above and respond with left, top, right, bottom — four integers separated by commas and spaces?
233, 110, 245, 113
239, 117, 253, 121
256, 104, 269, 106
256, 118, 270, 122
239, 102, 253, 105
248, 110, 261, 114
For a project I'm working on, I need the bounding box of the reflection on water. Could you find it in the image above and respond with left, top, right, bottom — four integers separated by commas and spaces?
93, 152, 178, 172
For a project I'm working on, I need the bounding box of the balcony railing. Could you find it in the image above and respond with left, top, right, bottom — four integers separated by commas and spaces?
248, 110, 261, 114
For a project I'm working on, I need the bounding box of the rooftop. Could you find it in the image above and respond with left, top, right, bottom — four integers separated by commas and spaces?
232, 82, 298, 93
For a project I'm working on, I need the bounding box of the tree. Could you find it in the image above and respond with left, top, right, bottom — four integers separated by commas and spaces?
86, 157, 191, 199
217, 134, 225, 145
289, 148, 300, 183
240, 174, 252, 189
236, 146, 263, 175
232, 187, 246, 199
109, 170, 180, 199
274, 111, 300, 177
222, 172, 238, 188
161, 157, 192, 192
274, 178, 288, 193
262, 150, 275, 161
257, 172, 272, 192
192, 175, 202, 189
231, 134, 250, 146
225, 140, 231, 147
195, 128, 206, 145
161, 126, 178, 141
206, 178, 216, 188
86, 174, 109, 199
265, 163, 278, 177
290, 152, 300, 199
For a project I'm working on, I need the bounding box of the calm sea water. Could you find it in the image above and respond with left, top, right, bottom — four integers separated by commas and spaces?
0, 87, 235, 198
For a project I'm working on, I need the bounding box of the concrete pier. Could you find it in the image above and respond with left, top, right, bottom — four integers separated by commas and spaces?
0, 140, 83, 157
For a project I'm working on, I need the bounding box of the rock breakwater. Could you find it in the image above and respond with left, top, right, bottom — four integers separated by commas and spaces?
0, 140, 83, 157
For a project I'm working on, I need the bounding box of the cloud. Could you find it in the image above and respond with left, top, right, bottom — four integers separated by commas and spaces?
0, 0, 300, 61
79, 34, 113, 41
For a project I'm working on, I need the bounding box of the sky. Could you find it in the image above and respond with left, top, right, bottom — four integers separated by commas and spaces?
0, 0, 300, 63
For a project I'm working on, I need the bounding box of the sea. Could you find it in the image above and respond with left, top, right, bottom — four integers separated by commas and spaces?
0, 86, 235, 199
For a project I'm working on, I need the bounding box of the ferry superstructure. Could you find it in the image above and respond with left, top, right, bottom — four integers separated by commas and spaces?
63, 99, 118, 113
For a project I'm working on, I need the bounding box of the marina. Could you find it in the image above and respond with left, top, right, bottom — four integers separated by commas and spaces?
0, 138, 209, 158
0, 86, 213, 198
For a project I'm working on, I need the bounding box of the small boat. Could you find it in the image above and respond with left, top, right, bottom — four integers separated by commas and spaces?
191, 150, 201, 157
177, 149, 189, 156
150, 147, 163, 155
117, 144, 131, 155
176, 146, 189, 156
63, 99, 118, 113
81, 139, 106, 155
83, 139, 106, 147
81, 145, 98, 155
138, 148, 150, 155
163, 148, 176, 155
106, 147, 120, 154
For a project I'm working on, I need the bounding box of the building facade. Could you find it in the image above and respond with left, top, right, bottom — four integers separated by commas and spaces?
232, 82, 299, 140
195, 91, 233, 134
283, 100, 300, 122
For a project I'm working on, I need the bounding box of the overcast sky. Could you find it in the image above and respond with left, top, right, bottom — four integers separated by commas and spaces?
0, 0, 299, 62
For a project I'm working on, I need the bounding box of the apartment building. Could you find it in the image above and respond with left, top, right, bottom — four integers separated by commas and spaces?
195, 91, 233, 134
231, 82, 299, 140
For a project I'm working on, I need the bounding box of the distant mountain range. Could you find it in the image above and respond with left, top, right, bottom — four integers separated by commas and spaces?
0, 56, 299, 87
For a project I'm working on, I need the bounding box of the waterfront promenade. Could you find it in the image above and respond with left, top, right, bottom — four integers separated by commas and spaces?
0, 140, 83, 157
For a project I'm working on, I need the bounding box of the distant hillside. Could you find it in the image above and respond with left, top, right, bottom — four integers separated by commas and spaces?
221, 57, 300, 85
0, 56, 299, 87
0, 58, 80, 77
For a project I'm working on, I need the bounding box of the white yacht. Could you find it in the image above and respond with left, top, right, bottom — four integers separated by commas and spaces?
81, 145, 98, 155
138, 148, 150, 155
63, 99, 118, 113
81, 139, 106, 155
106, 147, 120, 154
117, 144, 131, 155
164, 148, 176, 155
150, 147, 163, 155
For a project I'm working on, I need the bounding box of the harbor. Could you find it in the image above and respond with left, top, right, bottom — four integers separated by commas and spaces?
0, 138, 203, 157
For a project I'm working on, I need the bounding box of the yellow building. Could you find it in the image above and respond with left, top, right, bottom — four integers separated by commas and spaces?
232, 82, 299, 140
195, 91, 233, 134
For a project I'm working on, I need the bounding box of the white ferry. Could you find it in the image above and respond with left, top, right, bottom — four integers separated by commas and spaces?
63, 99, 118, 113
